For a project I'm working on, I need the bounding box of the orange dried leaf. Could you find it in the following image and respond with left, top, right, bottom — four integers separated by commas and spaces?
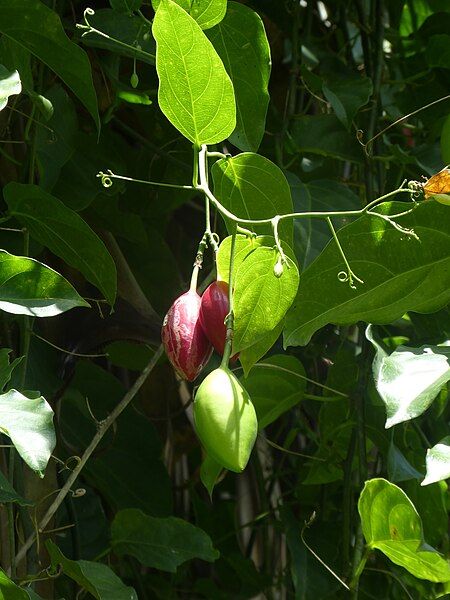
423, 167, 450, 198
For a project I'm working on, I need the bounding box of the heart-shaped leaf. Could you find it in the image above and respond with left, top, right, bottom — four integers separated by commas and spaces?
358, 478, 450, 582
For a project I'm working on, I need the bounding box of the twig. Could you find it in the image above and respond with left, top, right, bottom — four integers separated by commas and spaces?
13, 345, 163, 569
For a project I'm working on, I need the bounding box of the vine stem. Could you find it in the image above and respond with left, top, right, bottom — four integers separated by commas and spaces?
13, 345, 164, 570
221, 225, 236, 368
97, 170, 194, 191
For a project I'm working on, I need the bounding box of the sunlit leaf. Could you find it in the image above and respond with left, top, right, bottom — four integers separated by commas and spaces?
152, 0, 227, 29
0, 389, 55, 475
422, 437, 450, 486
367, 325, 450, 428
0, 64, 21, 111
359, 478, 450, 582
153, 0, 235, 144
212, 153, 293, 245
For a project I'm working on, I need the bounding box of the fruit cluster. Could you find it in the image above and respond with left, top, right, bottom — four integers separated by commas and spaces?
161, 279, 257, 473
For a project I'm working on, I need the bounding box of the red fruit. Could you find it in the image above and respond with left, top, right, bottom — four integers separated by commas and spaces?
199, 281, 230, 356
162, 290, 212, 381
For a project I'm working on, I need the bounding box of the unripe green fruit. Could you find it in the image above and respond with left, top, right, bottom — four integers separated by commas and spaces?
194, 367, 257, 473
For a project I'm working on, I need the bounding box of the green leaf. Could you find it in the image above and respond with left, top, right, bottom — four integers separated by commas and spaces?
0, 0, 99, 129
207, 2, 271, 151
0, 251, 88, 316
367, 325, 450, 428
284, 201, 450, 347
0, 348, 23, 392
153, 0, 235, 145
426, 34, 450, 69
291, 114, 363, 162
358, 478, 450, 583
387, 442, 423, 483
47, 540, 138, 600
5, 183, 117, 305
239, 320, 283, 376
61, 362, 173, 517
0, 570, 43, 599
152, 0, 227, 29
0, 389, 55, 474
111, 508, 219, 572
212, 153, 293, 245
240, 355, 306, 429
200, 454, 223, 497
322, 73, 372, 129
0, 64, 21, 111
0, 470, 31, 505
233, 245, 299, 353
422, 437, 450, 486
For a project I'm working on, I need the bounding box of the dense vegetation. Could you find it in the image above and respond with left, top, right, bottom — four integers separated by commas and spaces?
0, 0, 450, 598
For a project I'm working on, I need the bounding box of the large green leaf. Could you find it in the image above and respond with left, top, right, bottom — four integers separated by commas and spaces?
358, 478, 450, 582
0, 64, 21, 111
233, 245, 299, 353
367, 326, 450, 428
212, 153, 293, 245
0, 389, 55, 475
111, 508, 219, 572
153, 0, 235, 145
240, 355, 306, 428
47, 541, 137, 600
5, 183, 117, 305
426, 34, 450, 69
284, 201, 450, 347
0, 251, 88, 316
422, 437, 450, 486
291, 114, 363, 162
0, 0, 99, 129
152, 0, 227, 29
322, 73, 372, 129
207, 2, 270, 151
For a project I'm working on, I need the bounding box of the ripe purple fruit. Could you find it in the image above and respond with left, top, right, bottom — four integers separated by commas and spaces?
162, 290, 212, 381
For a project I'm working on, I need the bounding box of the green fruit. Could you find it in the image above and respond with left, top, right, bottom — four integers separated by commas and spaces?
194, 367, 257, 473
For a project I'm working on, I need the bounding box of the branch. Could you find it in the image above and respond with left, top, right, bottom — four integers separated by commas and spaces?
13, 345, 164, 569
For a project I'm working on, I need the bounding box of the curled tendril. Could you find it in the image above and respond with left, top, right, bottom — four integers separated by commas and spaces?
76, 7, 96, 35
337, 269, 362, 290
97, 170, 113, 188
71, 488, 86, 499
